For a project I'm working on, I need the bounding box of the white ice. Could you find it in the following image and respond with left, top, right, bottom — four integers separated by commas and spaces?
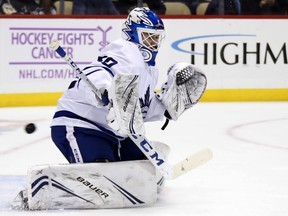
0, 102, 288, 216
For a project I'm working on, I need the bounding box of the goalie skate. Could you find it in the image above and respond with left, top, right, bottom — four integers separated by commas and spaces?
11, 189, 29, 210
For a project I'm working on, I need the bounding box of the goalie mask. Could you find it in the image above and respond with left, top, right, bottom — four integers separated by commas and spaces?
122, 7, 165, 66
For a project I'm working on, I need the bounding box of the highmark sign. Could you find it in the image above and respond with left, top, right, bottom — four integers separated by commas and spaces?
172, 34, 287, 65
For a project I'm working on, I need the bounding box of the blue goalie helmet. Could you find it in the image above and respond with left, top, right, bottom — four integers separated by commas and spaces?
122, 7, 165, 66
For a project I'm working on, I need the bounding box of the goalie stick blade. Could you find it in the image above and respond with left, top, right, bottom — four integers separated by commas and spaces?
171, 148, 213, 180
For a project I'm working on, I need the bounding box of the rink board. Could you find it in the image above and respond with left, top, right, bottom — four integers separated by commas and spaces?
0, 17, 287, 106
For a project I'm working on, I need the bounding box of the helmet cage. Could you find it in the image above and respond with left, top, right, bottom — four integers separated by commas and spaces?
137, 28, 165, 51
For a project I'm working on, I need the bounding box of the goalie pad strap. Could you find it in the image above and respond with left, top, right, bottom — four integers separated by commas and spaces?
161, 111, 171, 130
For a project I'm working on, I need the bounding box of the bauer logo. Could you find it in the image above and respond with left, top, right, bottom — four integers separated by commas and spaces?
77, 176, 109, 199
171, 34, 288, 65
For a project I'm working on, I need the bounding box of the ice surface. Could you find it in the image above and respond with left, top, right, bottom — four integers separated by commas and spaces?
0, 102, 288, 216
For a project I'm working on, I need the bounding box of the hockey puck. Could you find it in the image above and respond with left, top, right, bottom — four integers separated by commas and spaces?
25, 123, 36, 134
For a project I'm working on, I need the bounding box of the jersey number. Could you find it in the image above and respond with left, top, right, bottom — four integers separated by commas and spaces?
98, 56, 118, 68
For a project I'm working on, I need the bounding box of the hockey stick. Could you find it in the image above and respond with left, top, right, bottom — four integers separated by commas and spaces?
49, 39, 212, 179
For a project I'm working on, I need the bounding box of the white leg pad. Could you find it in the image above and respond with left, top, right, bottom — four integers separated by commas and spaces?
27, 160, 157, 210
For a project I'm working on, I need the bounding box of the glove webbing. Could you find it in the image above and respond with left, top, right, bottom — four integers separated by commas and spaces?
176, 65, 194, 85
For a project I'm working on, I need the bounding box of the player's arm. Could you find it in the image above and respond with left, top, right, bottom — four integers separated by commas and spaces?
76, 66, 113, 107
77, 51, 133, 108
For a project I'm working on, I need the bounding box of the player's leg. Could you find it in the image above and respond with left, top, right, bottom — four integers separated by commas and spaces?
72, 127, 120, 162
119, 137, 147, 161
119, 137, 170, 162
51, 126, 120, 163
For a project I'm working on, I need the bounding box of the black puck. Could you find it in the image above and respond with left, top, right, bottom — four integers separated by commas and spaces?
25, 123, 36, 134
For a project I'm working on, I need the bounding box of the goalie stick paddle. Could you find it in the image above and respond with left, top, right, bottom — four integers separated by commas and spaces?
170, 148, 213, 180
49, 39, 213, 180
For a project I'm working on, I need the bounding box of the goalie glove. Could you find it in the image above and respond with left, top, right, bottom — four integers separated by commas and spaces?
106, 73, 145, 136
157, 62, 207, 122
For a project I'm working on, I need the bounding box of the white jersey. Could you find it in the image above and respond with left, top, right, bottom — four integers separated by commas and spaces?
51, 38, 166, 138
